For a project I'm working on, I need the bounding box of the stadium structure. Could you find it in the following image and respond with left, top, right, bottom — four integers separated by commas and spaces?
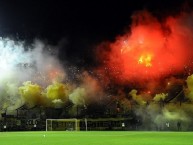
0, 86, 186, 132
0, 102, 139, 131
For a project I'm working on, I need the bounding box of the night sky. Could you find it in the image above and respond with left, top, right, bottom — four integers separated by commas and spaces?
0, 0, 192, 66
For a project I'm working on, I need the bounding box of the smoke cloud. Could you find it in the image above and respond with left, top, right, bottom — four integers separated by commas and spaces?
93, 10, 193, 130
0, 38, 67, 113
0, 37, 106, 116
96, 11, 193, 84
2, 8, 193, 131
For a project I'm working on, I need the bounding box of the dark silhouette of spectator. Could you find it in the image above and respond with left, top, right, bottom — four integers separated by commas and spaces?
177, 122, 181, 131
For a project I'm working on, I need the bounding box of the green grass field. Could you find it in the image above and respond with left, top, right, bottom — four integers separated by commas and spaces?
0, 131, 193, 145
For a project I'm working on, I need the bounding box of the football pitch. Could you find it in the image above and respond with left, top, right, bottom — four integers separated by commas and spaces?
0, 131, 193, 145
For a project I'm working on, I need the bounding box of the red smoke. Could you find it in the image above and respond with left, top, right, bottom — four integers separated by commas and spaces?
96, 11, 193, 84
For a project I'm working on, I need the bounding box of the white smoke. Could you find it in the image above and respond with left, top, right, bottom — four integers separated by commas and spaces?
0, 37, 65, 113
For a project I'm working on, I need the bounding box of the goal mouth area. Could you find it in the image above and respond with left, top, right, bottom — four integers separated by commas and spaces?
46, 119, 79, 131
46, 118, 128, 131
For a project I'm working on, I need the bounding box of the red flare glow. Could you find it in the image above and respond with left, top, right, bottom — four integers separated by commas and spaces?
48, 69, 64, 82
96, 11, 193, 83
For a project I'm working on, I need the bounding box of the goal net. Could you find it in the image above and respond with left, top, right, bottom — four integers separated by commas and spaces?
46, 119, 80, 131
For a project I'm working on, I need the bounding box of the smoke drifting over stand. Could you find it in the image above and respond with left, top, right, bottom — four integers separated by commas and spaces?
96, 11, 193, 83
0, 38, 106, 118
93, 10, 193, 129
1, 1, 193, 130
0, 38, 66, 110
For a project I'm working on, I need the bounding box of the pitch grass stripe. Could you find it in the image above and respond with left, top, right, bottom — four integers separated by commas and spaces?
1, 131, 193, 145
0, 131, 140, 137
0, 131, 191, 136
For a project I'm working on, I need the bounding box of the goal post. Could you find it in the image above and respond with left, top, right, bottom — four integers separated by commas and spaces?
46, 119, 80, 131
